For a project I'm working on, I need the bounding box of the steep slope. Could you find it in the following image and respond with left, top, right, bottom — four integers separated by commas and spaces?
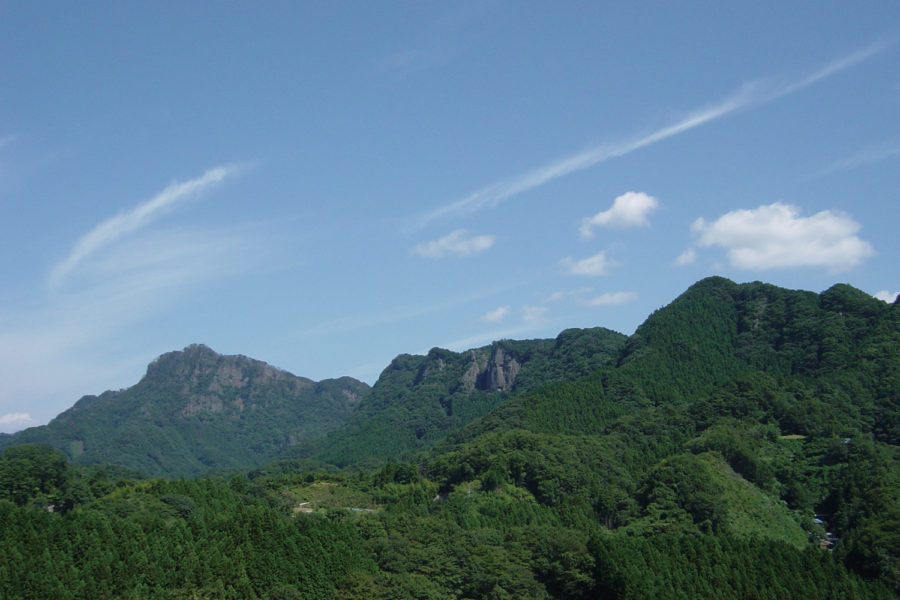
423, 278, 899, 589
1, 345, 369, 476
452, 277, 899, 442
292, 327, 626, 467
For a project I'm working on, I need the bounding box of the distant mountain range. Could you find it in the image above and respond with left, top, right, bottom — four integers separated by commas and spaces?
3, 276, 898, 594
3, 277, 897, 478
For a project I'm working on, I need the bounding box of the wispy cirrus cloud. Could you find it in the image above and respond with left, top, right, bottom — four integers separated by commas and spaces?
0, 165, 263, 431
48, 165, 241, 289
692, 202, 875, 272
811, 138, 900, 178
412, 229, 496, 258
0, 224, 267, 431
411, 40, 892, 229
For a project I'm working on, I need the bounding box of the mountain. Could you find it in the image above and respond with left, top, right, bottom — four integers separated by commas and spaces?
290, 326, 626, 467
1, 278, 897, 597
0, 344, 369, 476
444, 277, 899, 444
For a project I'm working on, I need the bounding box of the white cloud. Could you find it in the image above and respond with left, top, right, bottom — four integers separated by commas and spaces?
674, 247, 697, 266
561, 251, 616, 276
585, 291, 638, 306
0, 412, 32, 427
580, 192, 658, 237
49, 165, 240, 289
522, 305, 549, 323
412, 229, 496, 258
410, 41, 890, 229
481, 306, 509, 322
692, 203, 874, 272
874, 290, 899, 303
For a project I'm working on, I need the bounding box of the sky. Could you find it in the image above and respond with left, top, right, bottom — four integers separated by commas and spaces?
1, 2, 899, 433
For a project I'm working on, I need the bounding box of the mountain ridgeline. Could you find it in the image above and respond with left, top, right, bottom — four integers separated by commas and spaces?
1, 345, 369, 476
1, 277, 898, 598
290, 326, 627, 467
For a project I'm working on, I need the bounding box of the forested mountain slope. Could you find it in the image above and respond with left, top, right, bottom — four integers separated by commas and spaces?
0, 278, 898, 598
416, 276, 900, 593
447, 276, 899, 444
0, 345, 369, 476
291, 327, 626, 468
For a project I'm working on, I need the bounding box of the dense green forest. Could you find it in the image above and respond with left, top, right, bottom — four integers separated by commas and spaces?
1, 278, 898, 598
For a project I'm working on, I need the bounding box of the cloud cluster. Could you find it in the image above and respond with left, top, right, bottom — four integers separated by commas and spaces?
412, 229, 496, 258
875, 290, 899, 303
411, 41, 889, 229
561, 251, 616, 276
580, 192, 658, 237
692, 203, 874, 272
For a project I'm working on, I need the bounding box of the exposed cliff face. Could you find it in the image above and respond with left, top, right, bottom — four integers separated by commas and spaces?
460, 350, 488, 393
478, 346, 521, 392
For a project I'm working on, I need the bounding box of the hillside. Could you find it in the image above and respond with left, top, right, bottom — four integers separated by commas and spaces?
0, 278, 897, 598
443, 277, 899, 445
0, 345, 369, 476
291, 326, 626, 467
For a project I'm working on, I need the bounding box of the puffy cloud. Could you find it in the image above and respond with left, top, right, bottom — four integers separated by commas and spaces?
874, 290, 899, 303
674, 247, 697, 266
585, 291, 638, 306
580, 191, 658, 237
412, 229, 495, 258
481, 306, 509, 322
561, 251, 616, 276
692, 203, 874, 272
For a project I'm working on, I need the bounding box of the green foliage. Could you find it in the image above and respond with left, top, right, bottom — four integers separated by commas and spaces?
1, 278, 898, 597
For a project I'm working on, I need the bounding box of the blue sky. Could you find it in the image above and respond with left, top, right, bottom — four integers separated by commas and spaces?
1, 2, 899, 432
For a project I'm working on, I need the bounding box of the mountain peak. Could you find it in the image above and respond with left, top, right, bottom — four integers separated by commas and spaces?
1, 345, 370, 476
